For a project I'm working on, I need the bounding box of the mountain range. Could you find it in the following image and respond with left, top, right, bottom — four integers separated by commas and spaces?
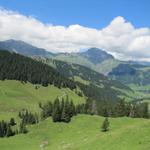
0, 39, 150, 150
0, 39, 54, 57
0, 39, 150, 86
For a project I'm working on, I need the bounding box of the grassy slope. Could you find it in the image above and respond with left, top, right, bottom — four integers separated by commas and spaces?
0, 115, 150, 150
0, 80, 85, 120
55, 54, 95, 69
97, 59, 121, 75
128, 84, 150, 109
55, 54, 121, 75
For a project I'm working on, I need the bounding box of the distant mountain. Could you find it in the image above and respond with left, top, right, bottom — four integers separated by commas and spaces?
128, 60, 150, 66
55, 48, 119, 75
1, 39, 150, 87
0, 39, 54, 57
79, 48, 114, 64
0, 49, 130, 103
0, 40, 120, 74
108, 63, 150, 85
35, 57, 131, 102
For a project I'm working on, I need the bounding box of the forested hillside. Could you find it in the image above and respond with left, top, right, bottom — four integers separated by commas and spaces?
0, 50, 76, 89
35, 57, 131, 103
109, 63, 150, 85
0, 44, 150, 150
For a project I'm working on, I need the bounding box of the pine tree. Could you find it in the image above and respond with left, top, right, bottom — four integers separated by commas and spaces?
52, 98, 61, 122
6, 124, 14, 137
143, 103, 149, 118
69, 100, 75, 117
61, 99, 71, 123
19, 122, 28, 134
101, 118, 109, 132
61, 107, 71, 123
9, 118, 16, 126
116, 99, 126, 117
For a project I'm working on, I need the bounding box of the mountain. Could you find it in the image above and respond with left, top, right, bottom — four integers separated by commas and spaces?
0, 39, 54, 57
35, 57, 131, 101
108, 63, 150, 86
54, 47, 150, 86
0, 50, 76, 89
0, 40, 121, 74
79, 48, 114, 64
55, 48, 119, 75
1, 39, 150, 87
1, 42, 150, 150
128, 60, 150, 66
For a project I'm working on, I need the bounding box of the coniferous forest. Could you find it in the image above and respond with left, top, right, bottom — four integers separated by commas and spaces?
0, 49, 149, 140
0, 95, 148, 138
0, 50, 76, 89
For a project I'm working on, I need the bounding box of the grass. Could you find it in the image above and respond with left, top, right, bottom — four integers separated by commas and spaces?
0, 80, 86, 120
112, 83, 150, 102
1, 80, 150, 150
128, 84, 150, 101
0, 115, 150, 150
55, 54, 95, 69
74, 76, 90, 85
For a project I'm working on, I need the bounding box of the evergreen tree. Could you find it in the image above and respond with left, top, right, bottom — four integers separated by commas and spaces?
19, 110, 39, 125
6, 124, 14, 137
0, 120, 15, 137
101, 118, 109, 132
52, 98, 61, 122
9, 118, 16, 126
143, 103, 149, 118
61, 105, 71, 123
115, 99, 126, 117
69, 100, 76, 117
19, 122, 28, 134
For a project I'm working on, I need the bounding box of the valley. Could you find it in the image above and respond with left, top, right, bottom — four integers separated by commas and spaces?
0, 40, 150, 150
0, 1, 150, 149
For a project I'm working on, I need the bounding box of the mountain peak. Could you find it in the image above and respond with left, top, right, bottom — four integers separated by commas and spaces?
0, 39, 54, 57
79, 47, 114, 64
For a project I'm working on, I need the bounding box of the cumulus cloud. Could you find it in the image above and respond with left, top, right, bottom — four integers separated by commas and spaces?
0, 8, 150, 61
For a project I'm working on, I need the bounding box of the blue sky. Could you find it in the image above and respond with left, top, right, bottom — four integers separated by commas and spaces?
0, 0, 149, 29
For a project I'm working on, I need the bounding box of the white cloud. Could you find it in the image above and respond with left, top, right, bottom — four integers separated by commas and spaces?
0, 9, 150, 61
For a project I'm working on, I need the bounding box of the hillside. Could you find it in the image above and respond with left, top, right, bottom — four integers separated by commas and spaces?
0, 40, 121, 75
0, 39, 54, 57
0, 42, 150, 150
108, 63, 150, 86
0, 50, 76, 89
79, 48, 114, 64
0, 115, 150, 150
35, 57, 131, 102
0, 80, 86, 120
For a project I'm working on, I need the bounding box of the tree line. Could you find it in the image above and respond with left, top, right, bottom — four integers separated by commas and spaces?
0, 118, 16, 137
0, 96, 149, 138
0, 110, 39, 138
39, 96, 149, 124
76, 99, 149, 118
0, 50, 76, 89
39, 96, 76, 123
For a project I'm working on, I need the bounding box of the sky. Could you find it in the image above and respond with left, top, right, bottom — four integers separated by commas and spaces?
0, 0, 150, 61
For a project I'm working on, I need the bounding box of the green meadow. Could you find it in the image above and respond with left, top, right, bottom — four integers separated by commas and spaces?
0, 80, 150, 150
0, 80, 85, 120
0, 115, 150, 150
